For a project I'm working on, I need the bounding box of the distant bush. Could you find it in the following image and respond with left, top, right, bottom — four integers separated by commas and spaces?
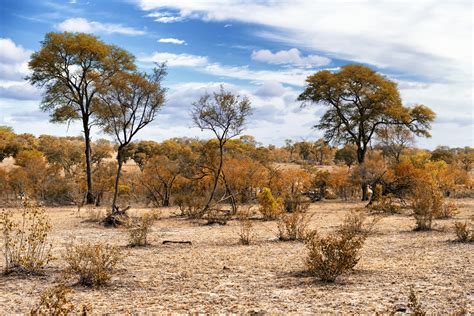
1, 200, 53, 274
434, 200, 459, 219
369, 193, 401, 214
63, 241, 123, 287
277, 211, 312, 241
83, 207, 104, 222
237, 208, 255, 245
128, 211, 158, 247
410, 182, 443, 231
453, 221, 474, 242
257, 187, 283, 220
30, 284, 92, 315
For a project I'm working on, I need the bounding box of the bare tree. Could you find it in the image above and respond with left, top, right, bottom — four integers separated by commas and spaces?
97, 65, 166, 225
192, 86, 252, 214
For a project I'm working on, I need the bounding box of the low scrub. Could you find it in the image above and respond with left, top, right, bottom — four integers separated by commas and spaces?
30, 284, 92, 315
277, 211, 312, 241
410, 183, 443, 231
237, 208, 255, 245
434, 200, 459, 219
63, 241, 124, 287
1, 200, 53, 274
257, 187, 283, 220
128, 211, 158, 247
453, 221, 474, 242
305, 211, 373, 282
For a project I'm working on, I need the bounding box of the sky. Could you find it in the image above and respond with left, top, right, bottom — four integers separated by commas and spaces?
0, 0, 472, 148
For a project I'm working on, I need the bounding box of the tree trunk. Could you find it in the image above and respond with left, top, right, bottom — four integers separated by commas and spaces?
83, 126, 94, 204
357, 146, 369, 201
163, 185, 170, 207
111, 148, 124, 213
203, 141, 224, 213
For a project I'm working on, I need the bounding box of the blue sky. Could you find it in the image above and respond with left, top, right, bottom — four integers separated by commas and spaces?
0, 0, 472, 148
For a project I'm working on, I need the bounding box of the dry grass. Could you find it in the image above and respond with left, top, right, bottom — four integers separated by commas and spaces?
0, 200, 472, 314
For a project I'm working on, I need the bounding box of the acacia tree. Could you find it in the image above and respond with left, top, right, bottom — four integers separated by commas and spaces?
192, 86, 252, 213
28, 32, 135, 204
298, 64, 435, 200
97, 66, 166, 224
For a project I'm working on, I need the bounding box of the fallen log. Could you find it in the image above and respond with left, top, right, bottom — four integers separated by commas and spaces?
162, 240, 192, 245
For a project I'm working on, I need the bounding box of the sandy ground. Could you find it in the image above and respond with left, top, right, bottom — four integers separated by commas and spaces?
0, 199, 473, 314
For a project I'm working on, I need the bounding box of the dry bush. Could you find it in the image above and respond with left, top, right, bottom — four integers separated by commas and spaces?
283, 193, 310, 213
277, 211, 313, 241
63, 241, 124, 287
1, 201, 53, 274
305, 228, 366, 282
128, 211, 158, 247
453, 221, 474, 242
83, 207, 104, 222
177, 195, 206, 219
370, 193, 401, 214
205, 206, 230, 225
237, 208, 255, 245
408, 287, 426, 316
256, 187, 283, 220
434, 200, 459, 219
410, 183, 443, 231
338, 209, 381, 238
30, 284, 92, 315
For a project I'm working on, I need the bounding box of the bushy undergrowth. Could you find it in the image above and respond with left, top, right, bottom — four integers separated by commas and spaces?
128, 211, 159, 247
257, 187, 283, 220
30, 284, 92, 315
277, 211, 312, 241
237, 208, 255, 245
305, 211, 374, 282
453, 221, 474, 242
410, 183, 443, 231
63, 241, 123, 287
1, 200, 53, 274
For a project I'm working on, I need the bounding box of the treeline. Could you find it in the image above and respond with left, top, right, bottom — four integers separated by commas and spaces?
1, 126, 472, 211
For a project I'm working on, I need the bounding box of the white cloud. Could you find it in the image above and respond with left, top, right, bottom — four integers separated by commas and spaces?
252, 48, 330, 67
136, 0, 472, 82
139, 51, 319, 85
146, 12, 184, 23
158, 38, 187, 45
57, 18, 146, 35
140, 52, 208, 67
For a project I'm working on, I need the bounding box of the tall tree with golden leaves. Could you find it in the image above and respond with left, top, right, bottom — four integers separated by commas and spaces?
28, 32, 135, 204
298, 64, 435, 200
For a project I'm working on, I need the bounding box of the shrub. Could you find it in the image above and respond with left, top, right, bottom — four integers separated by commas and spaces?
237, 209, 255, 245
434, 200, 459, 219
63, 241, 123, 287
83, 207, 104, 222
453, 221, 474, 242
410, 183, 443, 231
30, 284, 92, 315
128, 211, 158, 247
277, 211, 312, 241
408, 287, 426, 316
283, 193, 310, 213
176, 195, 205, 219
256, 187, 283, 220
305, 227, 366, 282
1, 201, 53, 274
338, 210, 380, 238
369, 194, 401, 214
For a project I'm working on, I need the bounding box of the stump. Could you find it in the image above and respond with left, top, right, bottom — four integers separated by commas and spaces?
102, 206, 131, 227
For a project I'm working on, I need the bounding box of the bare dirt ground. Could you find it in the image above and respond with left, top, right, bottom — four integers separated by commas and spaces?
1, 199, 473, 314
